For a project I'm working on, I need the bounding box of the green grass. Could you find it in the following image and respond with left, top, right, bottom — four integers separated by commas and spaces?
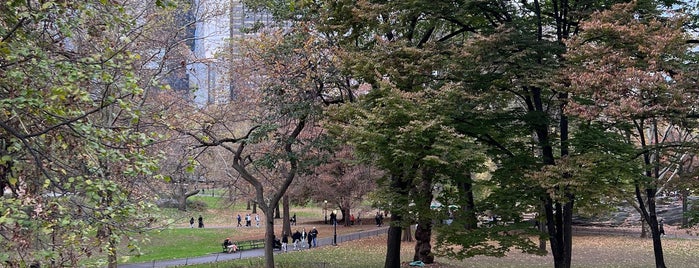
120, 228, 236, 264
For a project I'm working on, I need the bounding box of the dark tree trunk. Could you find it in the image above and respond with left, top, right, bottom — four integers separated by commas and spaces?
544, 193, 574, 268
385, 223, 402, 268
385, 174, 409, 268
635, 185, 666, 268
458, 179, 478, 230
247, 199, 251, 210
275, 202, 281, 219
413, 168, 435, 263
413, 221, 434, 263
402, 225, 413, 242
282, 195, 291, 237
252, 202, 257, 214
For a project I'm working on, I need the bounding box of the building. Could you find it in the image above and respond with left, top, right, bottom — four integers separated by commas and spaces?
187, 0, 273, 106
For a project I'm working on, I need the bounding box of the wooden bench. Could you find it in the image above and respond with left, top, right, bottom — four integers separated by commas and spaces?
221, 238, 282, 253
236, 239, 265, 251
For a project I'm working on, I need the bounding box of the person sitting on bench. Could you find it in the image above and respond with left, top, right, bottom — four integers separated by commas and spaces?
223, 238, 238, 253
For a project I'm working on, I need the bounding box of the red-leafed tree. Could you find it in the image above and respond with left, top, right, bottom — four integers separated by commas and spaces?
564, 3, 699, 267
310, 145, 379, 226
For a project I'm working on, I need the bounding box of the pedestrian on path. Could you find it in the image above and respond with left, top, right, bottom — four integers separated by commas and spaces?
292, 229, 301, 250
309, 227, 318, 247
189, 217, 195, 228
255, 213, 260, 227
281, 233, 289, 252
306, 228, 312, 248
237, 214, 242, 227
245, 214, 251, 227
198, 215, 204, 228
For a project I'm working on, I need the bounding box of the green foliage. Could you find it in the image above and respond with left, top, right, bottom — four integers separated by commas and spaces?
0, 0, 179, 266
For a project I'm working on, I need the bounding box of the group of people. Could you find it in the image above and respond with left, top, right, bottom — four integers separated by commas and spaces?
277, 226, 320, 252
189, 215, 204, 228
236, 213, 260, 227
289, 227, 319, 250
375, 212, 384, 226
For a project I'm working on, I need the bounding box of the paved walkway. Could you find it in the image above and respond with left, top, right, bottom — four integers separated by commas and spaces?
118, 227, 389, 268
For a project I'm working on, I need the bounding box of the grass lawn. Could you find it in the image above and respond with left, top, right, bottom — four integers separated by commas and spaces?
119, 195, 699, 267
177, 234, 699, 268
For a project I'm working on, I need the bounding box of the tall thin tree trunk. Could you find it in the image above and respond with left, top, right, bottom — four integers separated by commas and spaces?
282, 195, 290, 237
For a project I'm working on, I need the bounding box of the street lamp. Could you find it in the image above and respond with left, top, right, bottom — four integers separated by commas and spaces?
333, 209, 338, 245
324, 200, 328, 224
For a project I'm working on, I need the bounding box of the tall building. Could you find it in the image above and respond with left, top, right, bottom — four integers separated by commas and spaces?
188, 0, 272, 106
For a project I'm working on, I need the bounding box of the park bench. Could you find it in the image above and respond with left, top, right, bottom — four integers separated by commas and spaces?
236, 239, 265, 251
221, 239, 265, 253
221, 238, 283, 253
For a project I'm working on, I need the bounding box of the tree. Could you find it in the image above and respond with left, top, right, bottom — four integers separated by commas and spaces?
0, 1, 192, 266
564, 3, 699, 267
179, 26, 351, 268
311, 145, 378, 226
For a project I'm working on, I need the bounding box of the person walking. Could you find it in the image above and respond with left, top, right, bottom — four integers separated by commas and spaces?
292, 229, 301, 250
309, 226, 319, 248
660, 219, 666, 236
189, 217, 195, 228
255, 213, 260, 227
306, 228, 312, 248
301, 227, 307, 248
281, 232, 289, 252
237, 214, 242, 227
198, 215, 204, 228
245, 214, 251, 227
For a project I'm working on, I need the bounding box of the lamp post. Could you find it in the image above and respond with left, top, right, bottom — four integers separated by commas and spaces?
333, 209, 338, 245
323, 200, 328, 224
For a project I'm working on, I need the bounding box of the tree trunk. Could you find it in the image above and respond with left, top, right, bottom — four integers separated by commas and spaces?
108, 233, 117, 268
544, 193, 574, 268
458, 179, 477, 230
262, 206, 276, 268
402, 225, 413, 242
275, 202, 281, 219
247, 199, 251, 210
385, 223, 402, 268
282, 195, 291, 237
681, 189, 688, 228
413, 168, 435, 263
634, 184, 666, 268
252, 202, 257, 214
177, 189, 200, 211
413, 221, 434, 263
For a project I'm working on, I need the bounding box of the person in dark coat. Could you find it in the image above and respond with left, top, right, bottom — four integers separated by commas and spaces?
189, 217, 195, 228
198, 215, 204, 228
292, 229, 302, 250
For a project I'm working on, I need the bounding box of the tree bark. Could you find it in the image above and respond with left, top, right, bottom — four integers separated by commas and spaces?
283, 194, 291, 236
413, 221, 434, 263
402, 225, 413, 242
385, 223, 402, 268
275, 202, 281, 218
